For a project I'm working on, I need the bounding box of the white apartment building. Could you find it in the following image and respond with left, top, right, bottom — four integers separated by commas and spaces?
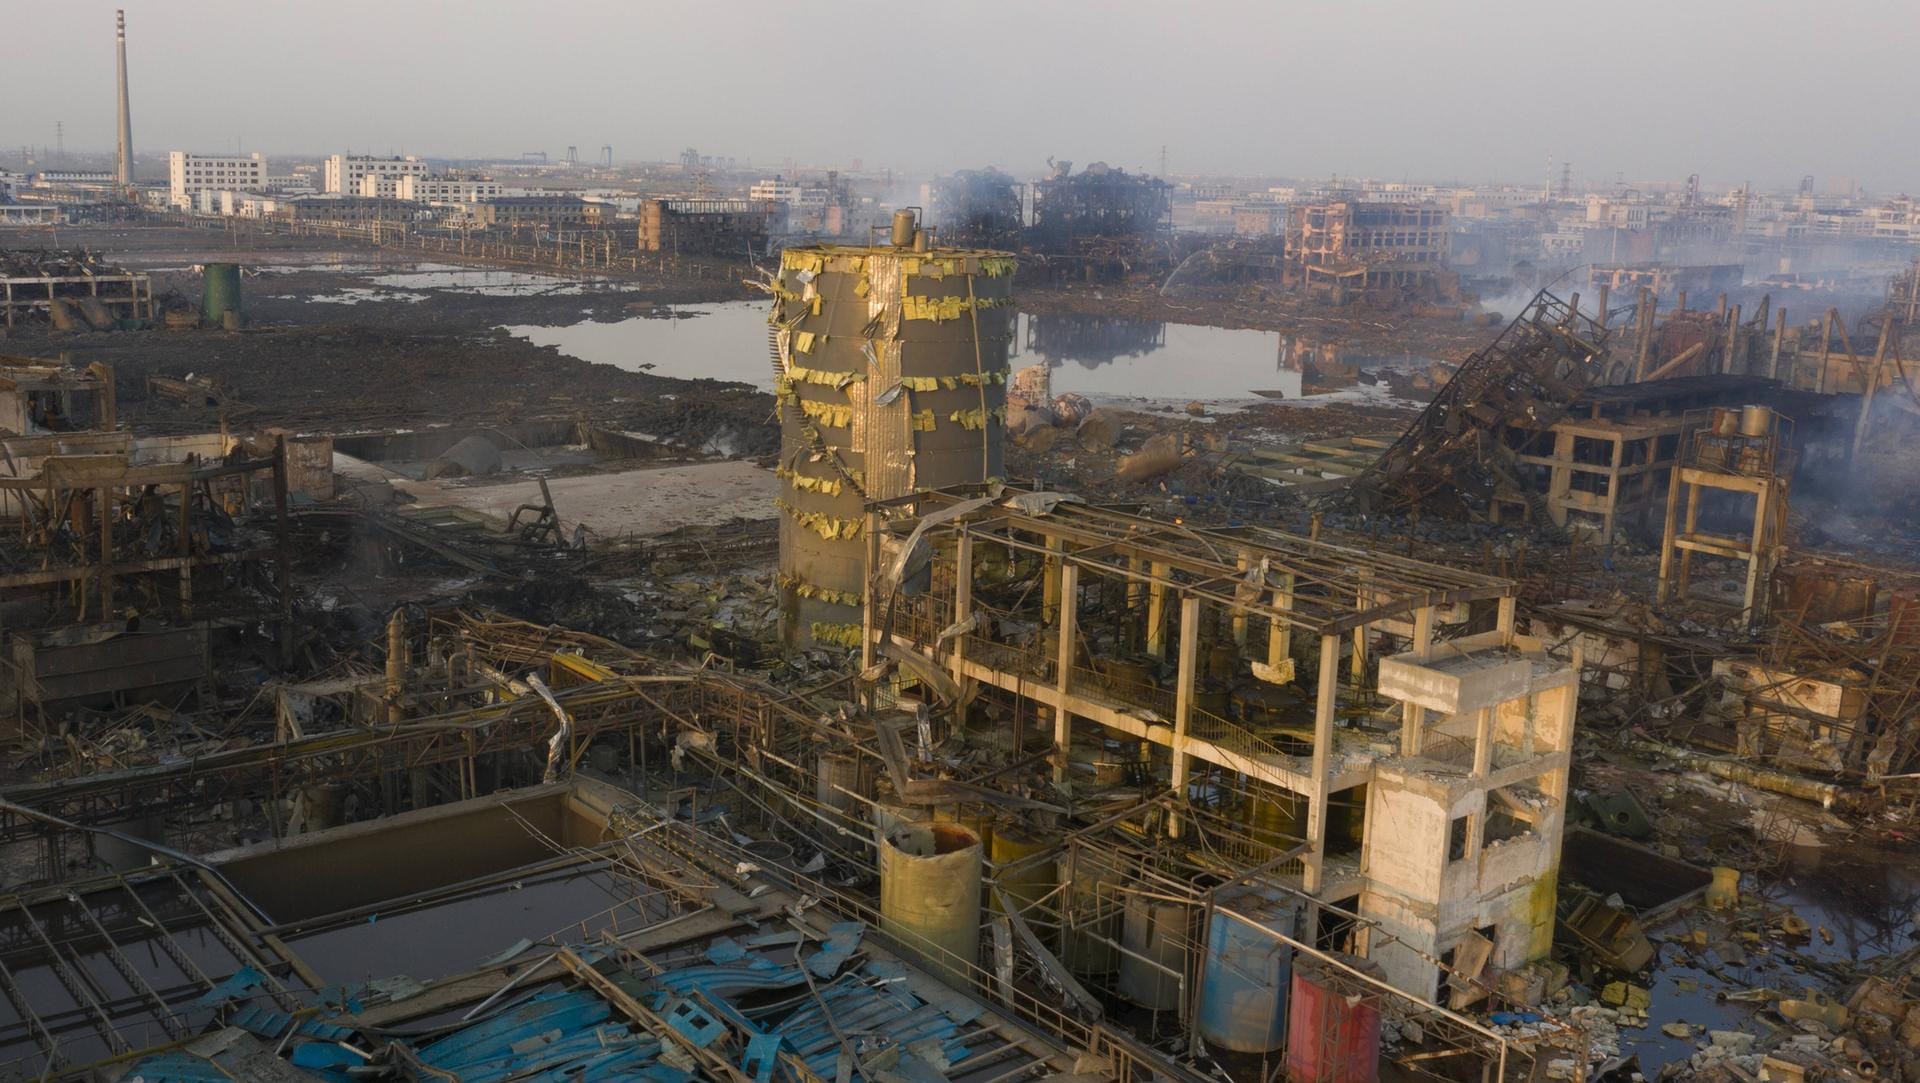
394, 175, 503, 202
324, 155, 428, 195
167, 152, 267, 209
749, 178, 828, 208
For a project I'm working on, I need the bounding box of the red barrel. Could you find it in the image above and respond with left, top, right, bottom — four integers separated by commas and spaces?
1285, 954, 1384, 1083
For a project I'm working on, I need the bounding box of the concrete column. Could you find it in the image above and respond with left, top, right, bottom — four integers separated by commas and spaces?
1400, 606, 1433, 756
1770, 307, 1788, 382
1167, 596, 1201, 837
1054, 563, 1078, 784
1471, 707, 1494, 781
1146, 562, 1170, 661
1304, 634, 1340, 893
1497, 595, 1517, 647
1267, 574, 1295, 675
952, 531, 972, 684
1042, 535, 1064, 616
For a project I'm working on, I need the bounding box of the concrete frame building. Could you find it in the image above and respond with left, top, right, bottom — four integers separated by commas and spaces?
167, 152, 266, 209
636, 198, 778, 255
875, 492, 1578, 1002
1286, 200, 1451, 293
323, 154, 428, 196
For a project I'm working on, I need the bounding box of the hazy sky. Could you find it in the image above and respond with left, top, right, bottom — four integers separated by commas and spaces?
5, 0, 1916, 191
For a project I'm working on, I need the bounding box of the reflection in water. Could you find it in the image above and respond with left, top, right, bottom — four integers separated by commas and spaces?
1018, 313, 1435, 402
504, 302, 1435, 403
1024, 313, 1167, 367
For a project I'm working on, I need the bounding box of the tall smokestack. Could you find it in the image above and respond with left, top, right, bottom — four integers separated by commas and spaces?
114, 9, 133, 191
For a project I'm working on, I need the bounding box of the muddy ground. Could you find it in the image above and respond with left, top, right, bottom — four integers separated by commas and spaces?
1, 225, 776, 451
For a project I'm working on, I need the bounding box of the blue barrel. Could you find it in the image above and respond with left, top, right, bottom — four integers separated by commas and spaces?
1197, 889, 1298, 1053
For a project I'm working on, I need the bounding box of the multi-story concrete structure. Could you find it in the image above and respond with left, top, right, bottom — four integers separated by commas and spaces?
880, 493, 1578, 1002
1286, 200, 1451, 294
323, 154, 427, 196
636, 198, 779, 255
168, 152, 266, 209
394, 176, 503, 202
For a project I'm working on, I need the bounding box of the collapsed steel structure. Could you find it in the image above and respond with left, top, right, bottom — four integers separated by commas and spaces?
1345, 290, 1610, 520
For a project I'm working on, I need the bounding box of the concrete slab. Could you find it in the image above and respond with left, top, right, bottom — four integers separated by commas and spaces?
334, 455, 776, 540
1378, 650, 1533, 715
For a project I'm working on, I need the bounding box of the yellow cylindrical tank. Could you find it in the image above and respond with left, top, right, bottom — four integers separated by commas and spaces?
989, 821, 1056, 916
879, 821, 982, 987
933, 805, 994, 856
1249, 789, 1307, 847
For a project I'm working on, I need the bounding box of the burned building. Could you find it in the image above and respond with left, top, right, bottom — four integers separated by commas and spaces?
1285, 199, 1452, 300
1028, 161, 1172, 279
926, 168, 1023, 248
635, 197, 778, 257
0, 249, 153, 329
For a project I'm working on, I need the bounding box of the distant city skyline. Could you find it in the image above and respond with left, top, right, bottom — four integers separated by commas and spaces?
4, 0, 1917, 193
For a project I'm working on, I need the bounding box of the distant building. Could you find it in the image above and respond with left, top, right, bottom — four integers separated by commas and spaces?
277, 195, 415, 225
1233, 203, 1288, 238
636, 198, 778, 256
324, 155, 428, 195
265, 175, 317, 195
168, 152, 267, 209
395, 176, 503, 202
749, 177, 828, 209
32, 170, 115, 187
453, 195, 596, 228
0, 204, 60, 226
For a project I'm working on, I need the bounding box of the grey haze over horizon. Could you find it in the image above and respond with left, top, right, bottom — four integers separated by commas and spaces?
4, 0, 1917, 193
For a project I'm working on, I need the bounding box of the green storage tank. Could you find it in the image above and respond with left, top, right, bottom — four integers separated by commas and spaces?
201, 263, 242, 326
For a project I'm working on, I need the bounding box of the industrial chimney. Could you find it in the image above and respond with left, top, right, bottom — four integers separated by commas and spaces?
113, 9, 134, 191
